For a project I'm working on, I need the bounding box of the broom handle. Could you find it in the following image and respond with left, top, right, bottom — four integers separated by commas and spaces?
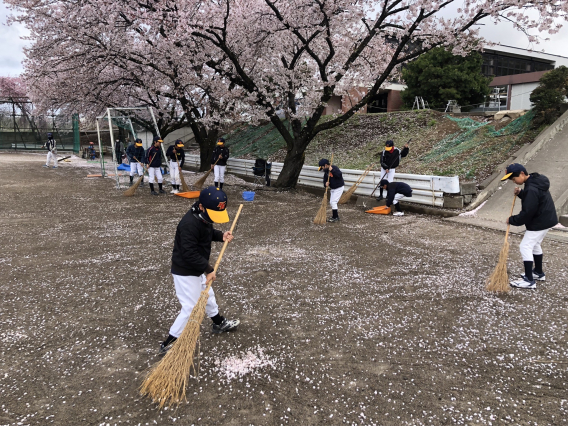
505, 195, 516, 240
325, 153, 334, 186
212, 204, 244, 274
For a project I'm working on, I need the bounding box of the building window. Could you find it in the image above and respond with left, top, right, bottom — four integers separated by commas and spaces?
481, 53, 554, 77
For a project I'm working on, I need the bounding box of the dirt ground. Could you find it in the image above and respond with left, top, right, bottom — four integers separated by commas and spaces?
1, 152, 568, 426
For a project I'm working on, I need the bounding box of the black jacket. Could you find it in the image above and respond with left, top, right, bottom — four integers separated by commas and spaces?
323, 165, 345, 189
166, 145, 185, 168
211, 146, 230, 166
385, 182, 413, 207
171, 203, 224, 276
126, 144, 145, 163
380, 146, 409, 170
509, 173, 558, 231
146, 145, 162, 167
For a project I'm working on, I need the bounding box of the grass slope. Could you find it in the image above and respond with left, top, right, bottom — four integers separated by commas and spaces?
215, 110, 542, 182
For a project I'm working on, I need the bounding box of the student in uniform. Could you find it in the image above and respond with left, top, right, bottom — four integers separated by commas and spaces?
159, 186, 239, 355
146, 136, 165, 195
211, 138, 230, 189
166, 139, 185, 194
43, 133, 58, 169
502, 164, 558, 289
376, 140, 409, 201
318, 158, 345, 223
379, 179, 413, 216
126, 138, 145, 186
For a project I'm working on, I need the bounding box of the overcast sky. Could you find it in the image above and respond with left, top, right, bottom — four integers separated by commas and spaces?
1, 1, 568, 77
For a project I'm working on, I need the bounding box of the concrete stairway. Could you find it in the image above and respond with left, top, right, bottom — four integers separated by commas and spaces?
448, 109, 568, 242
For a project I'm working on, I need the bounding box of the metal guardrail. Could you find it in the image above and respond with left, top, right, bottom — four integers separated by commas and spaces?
185, 155, 460, 207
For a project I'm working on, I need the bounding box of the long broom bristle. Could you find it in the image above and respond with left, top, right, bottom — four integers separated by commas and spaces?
194, 169, 213, 189
123, 175, 143, 197
485, 239, 511, 293
338, 185, 358, 204
180, 171, 190, 192
140, 284, 210, 408
313, 190, 329, 224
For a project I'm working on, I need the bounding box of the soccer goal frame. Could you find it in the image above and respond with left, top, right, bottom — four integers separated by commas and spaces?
95, 106, 167, 189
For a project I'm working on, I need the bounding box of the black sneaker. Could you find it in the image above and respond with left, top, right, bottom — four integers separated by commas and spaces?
159, 342, 174, 355
375, 195, 384, 202
159, 189, 166, 194
521, 270, 545, 281
212, 318, 240, 334
151, 190, 159, 196
327, 217, 340, 222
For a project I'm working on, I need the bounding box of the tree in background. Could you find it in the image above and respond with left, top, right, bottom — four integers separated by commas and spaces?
530, 65, 568, 125
7, 0, 567, 186
401, 47, 492, 110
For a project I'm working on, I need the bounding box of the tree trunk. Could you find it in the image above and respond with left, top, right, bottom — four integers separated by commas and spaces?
274, 144, 307, 188
191, 123, 219, 172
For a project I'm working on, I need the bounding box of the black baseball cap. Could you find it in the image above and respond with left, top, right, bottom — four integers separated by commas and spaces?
318, 158, 330, 171
380, 179, 389, 186
199, 186, 229, 223
153, 136, 163, 143
501, 163, 527, 181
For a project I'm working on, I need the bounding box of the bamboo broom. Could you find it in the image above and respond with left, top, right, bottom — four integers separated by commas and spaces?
313, 154, 334, 225
485, 196, 516, 292
123, 156, 148, 197
195, 158, 219, 189
175, 153, 190, 192
140, 204, 244, 408
338, 163, 375, 204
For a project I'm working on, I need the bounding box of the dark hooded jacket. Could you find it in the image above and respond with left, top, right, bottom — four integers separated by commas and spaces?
322, 165, 345, 189
166, 145, 185, 168
380, 146, 409, 170
509, 173, 558, 231
385, 182, 413, 207
126, 144, 145, 164
171, 202, 224, 276
146, 145, 162, 167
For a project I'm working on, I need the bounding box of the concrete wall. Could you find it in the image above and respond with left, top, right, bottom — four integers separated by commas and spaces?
510, 82, 539, 110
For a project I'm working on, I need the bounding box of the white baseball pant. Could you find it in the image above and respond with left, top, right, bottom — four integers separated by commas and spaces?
214, 165, 226, 183
329, 186, 344, 210
519, 229, 549, 262
392, 193, 405, 205
169, 161, 181, 185
148, 167, 163, 183
380, 168, 395, 182
130, 162, 143, 177
169, 274, 219, 338
46, 151, 58, 168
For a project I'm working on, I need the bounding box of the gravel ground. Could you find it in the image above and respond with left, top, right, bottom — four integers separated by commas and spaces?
1, 152, 568, 426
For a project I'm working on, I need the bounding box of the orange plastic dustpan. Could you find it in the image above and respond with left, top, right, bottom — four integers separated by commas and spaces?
175, 191, 201, 199
365, 206, 391, 215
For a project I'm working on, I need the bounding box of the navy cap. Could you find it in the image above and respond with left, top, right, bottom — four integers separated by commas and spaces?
501, 163, 527, 181
47, 132, 52, 138
385, 140, 394, 147
199, 186, 229, 223
153, 136, 163, 143
318, 158, 330, 171
380, 179, 389, 186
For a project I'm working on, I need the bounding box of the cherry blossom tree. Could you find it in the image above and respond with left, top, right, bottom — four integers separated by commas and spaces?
6, 0, 240, 170
159, 0, 567, 187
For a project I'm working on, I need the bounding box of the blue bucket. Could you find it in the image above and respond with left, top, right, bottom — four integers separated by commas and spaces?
242, 191, 256, 201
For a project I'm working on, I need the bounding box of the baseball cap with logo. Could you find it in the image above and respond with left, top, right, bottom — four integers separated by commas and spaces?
385, 140, 394, 152
217, 137, 226, 146
135, 138, 143, 147
501, 163, 527, 181
199, 186, 229, 223
175, 139, 184, 148
318, 158, 330, 171
153, 136, 163, 143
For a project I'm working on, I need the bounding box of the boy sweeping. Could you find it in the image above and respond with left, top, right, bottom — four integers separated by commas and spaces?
376, 140, 409, 201
318, 159, 345, 222
166, 139, 185, 193
502, 164, 558, 289
379, 179, 413, 216
126, 138, 145, 187
159, 186, 239, 355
